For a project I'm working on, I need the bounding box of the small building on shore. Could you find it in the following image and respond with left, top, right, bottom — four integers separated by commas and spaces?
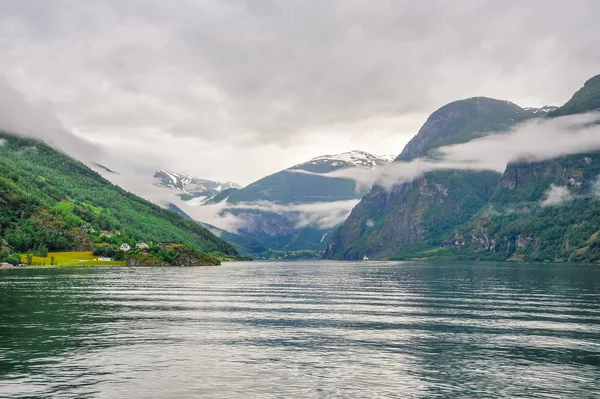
120, 243, 131, 252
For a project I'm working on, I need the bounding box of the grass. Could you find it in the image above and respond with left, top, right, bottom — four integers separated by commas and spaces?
21, 251, 126, 266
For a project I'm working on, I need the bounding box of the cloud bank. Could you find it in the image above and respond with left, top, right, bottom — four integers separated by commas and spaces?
1, 0, 599, 183
0, 78, 100, 162
308, 112, 600, 189
102, 168, 358, 232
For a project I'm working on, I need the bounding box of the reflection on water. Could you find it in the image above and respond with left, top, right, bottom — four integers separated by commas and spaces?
1, 261, 599, 398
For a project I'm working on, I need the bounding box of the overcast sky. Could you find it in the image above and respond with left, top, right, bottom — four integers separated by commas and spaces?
0, 0, 599, 185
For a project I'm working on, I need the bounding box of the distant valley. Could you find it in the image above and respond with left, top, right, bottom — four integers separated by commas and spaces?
154, 151, 394, 257
152, 74, 600, 263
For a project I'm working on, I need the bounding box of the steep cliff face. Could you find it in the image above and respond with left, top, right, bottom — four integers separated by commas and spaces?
326, 170, 500, 259
327, 74, 600, 262
453, 74, 600, 262
326, 97, 529, 259
461, 152, 600, 262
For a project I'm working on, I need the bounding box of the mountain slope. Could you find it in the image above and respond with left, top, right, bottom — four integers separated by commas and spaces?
451, 75, 600, 262
167, 203, 265, 256
171, 151, 389, 253
456, 152, 600, 262
0, 132, 238, 259
548, 74, 600, 117
327, 74, 600, 262
396, 97, 535, 162
226, 151, 391, 204
325, 97, 537, 259
154, 169, 241, 200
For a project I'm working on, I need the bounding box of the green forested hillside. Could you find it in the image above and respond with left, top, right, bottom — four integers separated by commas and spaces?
0, 133, 238, 261
326, 97, 530, 260
548, 74, 600, 117
451, 154, 600, 262
326, 75, 600, 262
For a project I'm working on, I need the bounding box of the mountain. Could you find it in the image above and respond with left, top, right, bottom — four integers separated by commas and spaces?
523, 106, 558, 116
219, 151, 393, 252
548, 74, 600, 117
167, 203, 265, 256
0, 132, 239, 263
326, 75, 600, 262
163, 151, 392, 254
154, 169, 241, 201
325, 98, 545, 260
226, 150, 392, 204
396, 97, 535, 162
452, 75, 600, 262
457, 152, 600, 262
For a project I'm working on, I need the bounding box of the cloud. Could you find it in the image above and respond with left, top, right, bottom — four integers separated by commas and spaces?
0, 138, 5, 146
304, 112, 600, 189
541, 184, 574, 207
223, 199, 360, 230
593, 176, 600, 199
1, 1, 599, 183
103, 167, 357, 231
0, 78, 101, 162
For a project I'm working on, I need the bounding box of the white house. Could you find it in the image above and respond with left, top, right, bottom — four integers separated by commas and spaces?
98, 257, 113, 261
135, 243, 149, 249
120, 243, 131, 252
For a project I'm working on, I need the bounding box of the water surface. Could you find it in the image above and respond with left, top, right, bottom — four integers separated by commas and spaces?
1, 261, 599, 398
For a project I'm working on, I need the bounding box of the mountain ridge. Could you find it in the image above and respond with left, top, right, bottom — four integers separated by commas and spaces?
0, 132, 238, 264
325, 77, 600, 262
154, 169, 242, 201
160, 150, 394, 254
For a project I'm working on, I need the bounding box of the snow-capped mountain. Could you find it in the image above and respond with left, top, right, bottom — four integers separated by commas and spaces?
154, 170, 242, 199
158, 151, 394, 253
290, 150, 395, 174
524, 105, 559, 116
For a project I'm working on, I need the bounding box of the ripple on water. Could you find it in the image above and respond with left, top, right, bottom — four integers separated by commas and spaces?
0, 261, 599, 398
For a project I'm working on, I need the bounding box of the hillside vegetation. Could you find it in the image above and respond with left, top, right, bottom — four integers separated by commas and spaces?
326, 75, 600, 262
326, 97, 530, 260
0, 133, 238, 264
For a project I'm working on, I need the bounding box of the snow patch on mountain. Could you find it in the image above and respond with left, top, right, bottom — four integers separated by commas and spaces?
524, 105, 559, 116
293, 150, 394, 171
154, 169, 242, 197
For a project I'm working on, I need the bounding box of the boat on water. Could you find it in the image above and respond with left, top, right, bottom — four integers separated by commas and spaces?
362, 256, 369, 261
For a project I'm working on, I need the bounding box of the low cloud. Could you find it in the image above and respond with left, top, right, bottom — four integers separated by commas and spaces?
224, 199, 359, 230
0, 78, 101, 162
306, 112, 600, 189
541, 184, 574, 207
286, 167, 383, 192
593, 176, 600, 198
103, 168, 357, 232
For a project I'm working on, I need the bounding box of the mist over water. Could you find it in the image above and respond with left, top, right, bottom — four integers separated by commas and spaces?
1, 261, 599, 398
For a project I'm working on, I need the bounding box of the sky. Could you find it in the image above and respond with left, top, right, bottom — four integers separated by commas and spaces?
0, 0, 599, 185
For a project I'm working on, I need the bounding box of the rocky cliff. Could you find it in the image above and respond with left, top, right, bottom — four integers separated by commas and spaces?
326, 74, 600, 262
325, 97, 533, 259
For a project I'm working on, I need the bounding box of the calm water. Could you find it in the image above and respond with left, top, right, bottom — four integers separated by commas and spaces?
1, 261, 599, 398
